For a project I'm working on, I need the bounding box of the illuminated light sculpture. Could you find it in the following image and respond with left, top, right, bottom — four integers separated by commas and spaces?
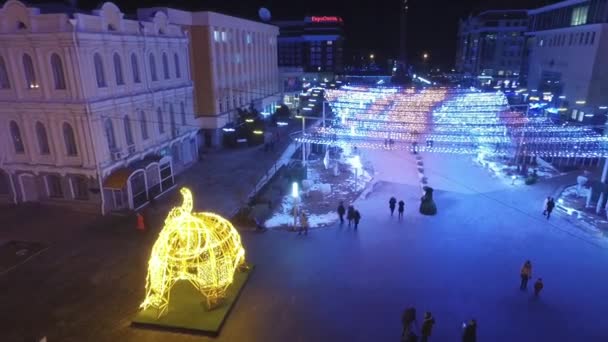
140, 188, 246, 317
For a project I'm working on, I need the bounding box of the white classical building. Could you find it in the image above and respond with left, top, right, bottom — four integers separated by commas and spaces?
0, 1, 198, 214
137, 8, 281, 146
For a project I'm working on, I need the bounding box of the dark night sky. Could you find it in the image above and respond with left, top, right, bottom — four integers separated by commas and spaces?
36, 0, 558, 67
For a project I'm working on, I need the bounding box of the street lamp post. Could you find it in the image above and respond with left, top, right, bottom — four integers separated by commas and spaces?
292, 182, 299, 229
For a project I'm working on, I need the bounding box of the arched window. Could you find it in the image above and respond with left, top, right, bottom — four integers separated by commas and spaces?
123, 115, 134, 145
104, 118, 117, 151
94, 53, 106, 87
131, 53, 140, 83
9, 121, 25, 153
0, 56, 11, 89
138, 110, 148, 140
170, 104, 176, 136
50, 53, 66, 90
162, 53, 170, 79
157, 107, 164, 133
113, 53, 124, 85
174, 53, 181, 78
180, 101, 186, 125
35, 122, 50, 155
63, 122, 78, 156
149, 53, 157, 81
22, 54, 37, 89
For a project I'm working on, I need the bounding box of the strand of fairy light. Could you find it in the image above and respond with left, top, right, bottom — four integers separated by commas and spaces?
311, 88, 608, 156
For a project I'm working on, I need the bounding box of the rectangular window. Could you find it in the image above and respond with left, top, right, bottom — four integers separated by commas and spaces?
47, 175, 63, 198
571, 6, 589, 26
221, 31, 227, 42
213, 30, 220, 42
246, 33, 252, 44
590, 31, 596, 45
71, 176, 89, 200
579, 32, 585, 44
585, 32, 590, 44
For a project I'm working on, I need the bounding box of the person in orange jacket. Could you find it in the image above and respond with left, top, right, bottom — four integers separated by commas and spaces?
520, 260, 532, 290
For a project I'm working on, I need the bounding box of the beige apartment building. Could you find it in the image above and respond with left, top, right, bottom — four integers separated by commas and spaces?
138, 8, 281, 146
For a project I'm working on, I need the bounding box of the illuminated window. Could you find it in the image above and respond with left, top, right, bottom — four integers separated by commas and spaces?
571, 6, 588, 26
246, 33, 252, 44
221, 31, 226, 42
327, 40, 333, 45
9, 121, 25, 153
94, 53, 106, 87
214, 30, 220, 42
50, 54, 66, 89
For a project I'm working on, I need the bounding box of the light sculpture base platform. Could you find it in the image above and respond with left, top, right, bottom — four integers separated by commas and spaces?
132, 266, 253, 336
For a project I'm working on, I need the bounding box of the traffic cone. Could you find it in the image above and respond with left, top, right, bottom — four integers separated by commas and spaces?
136, 212, 145, 232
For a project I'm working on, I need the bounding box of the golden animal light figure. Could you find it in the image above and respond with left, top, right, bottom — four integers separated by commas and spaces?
140, 188, 246, 317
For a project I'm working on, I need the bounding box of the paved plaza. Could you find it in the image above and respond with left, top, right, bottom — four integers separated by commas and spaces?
1, 150, 608, 342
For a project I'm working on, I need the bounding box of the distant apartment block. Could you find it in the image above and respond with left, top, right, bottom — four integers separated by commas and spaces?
138, 8, 281, 146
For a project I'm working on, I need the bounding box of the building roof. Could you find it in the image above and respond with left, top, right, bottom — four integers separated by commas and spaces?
529, 0, 589, 15
477, 10, 529, 20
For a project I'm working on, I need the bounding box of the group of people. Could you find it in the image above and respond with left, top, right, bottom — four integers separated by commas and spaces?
542, 196, 556, 219
520, 260, 544, 296
337, 201, 361, 229
399, 261, 545, 341
389, 197, 406, 220
402, 309, 476, 342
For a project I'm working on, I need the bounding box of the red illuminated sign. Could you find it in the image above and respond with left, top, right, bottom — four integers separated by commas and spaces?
311, 16, 343, 24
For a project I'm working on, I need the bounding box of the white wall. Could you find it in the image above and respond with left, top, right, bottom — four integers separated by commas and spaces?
527, 23, 608, 105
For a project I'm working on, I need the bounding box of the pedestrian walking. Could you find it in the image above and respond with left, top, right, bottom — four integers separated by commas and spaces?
353, 209, 361, 230
401, 307, 418, 342
421, 312, 435, 342
542, 196, 550, 216
520, 260, 532, 290
546, 197, 555, 219
534, 278, 544, 296
337, 201, 346, 224
347, 205, 355, 227
398, 200, 405, 220
462, 319, 477, 342
298, 211, 309, 235
389, 197, 397, 216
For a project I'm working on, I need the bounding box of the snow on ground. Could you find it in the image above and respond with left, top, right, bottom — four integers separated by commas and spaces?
474, 150, 562, 187
264, 147, 373, 229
